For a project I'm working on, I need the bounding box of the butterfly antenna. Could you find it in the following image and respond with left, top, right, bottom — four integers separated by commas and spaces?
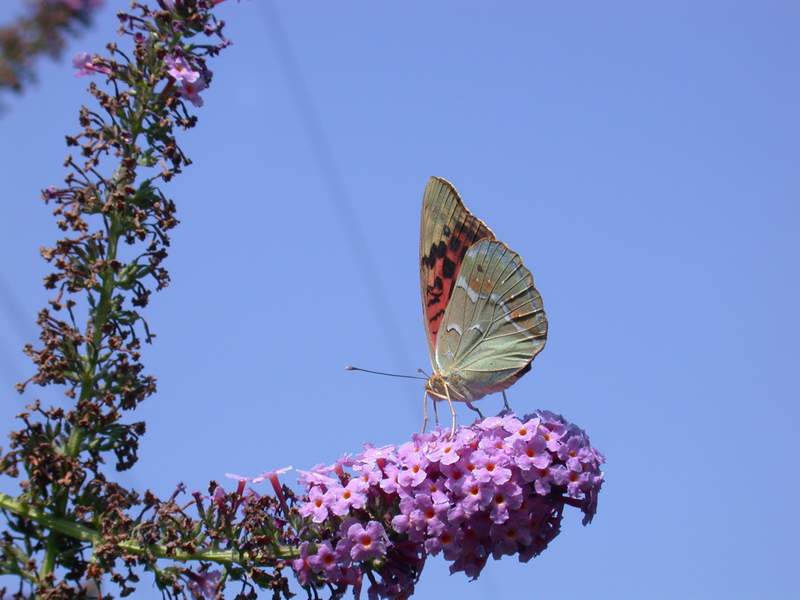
417, 368, 431, 378
345, 366, 427, 381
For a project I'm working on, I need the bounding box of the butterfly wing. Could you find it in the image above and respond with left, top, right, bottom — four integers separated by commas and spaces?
420, 177, 495, 365
435, 239, 547, 401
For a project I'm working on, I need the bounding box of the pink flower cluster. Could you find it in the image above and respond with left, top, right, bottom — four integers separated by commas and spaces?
72, 51, 211, 106
72, 52, 111, 77
293, 410, 604, 598
165, 54, 210, 107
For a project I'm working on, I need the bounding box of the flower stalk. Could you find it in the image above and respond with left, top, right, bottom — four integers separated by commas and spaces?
0, 493, 298, 564
0, 2, 306, 597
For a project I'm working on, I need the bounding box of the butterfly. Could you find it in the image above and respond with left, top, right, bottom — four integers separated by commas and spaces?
420, 177, 548, 433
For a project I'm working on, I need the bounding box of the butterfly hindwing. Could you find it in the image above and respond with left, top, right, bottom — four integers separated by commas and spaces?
435, 239, 547, 401
420, 177, 495, 363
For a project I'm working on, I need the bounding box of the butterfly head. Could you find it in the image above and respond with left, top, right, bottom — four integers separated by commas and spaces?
425, 373, 458, 400
425, 373, 449, 401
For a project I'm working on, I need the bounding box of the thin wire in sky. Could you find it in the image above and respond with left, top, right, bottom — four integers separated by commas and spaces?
260, 1, 410, 371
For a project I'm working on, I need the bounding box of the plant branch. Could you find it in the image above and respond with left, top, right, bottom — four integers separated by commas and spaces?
1, 493, 298, 564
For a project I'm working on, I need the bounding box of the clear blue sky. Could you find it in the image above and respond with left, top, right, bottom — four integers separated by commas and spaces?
1, 1, 798, 598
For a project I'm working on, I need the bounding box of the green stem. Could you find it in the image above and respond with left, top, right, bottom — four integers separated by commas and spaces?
40, 216, 122, 583
36, 31, 212, 588
40, 103, 139, 585
1, 493, 298, 564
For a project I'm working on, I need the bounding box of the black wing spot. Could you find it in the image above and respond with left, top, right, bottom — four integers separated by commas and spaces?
477, 264, 484, 273
428, 309, 445, 323
443, 225, 451, 236
449, 235, 461, 252
442, 257, 456, 279
422, 241, 446, 268
433, 276, 443, 290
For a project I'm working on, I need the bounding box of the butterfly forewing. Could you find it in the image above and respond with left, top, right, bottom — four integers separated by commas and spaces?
420, 177, 495, 364
435, 239, 547, 401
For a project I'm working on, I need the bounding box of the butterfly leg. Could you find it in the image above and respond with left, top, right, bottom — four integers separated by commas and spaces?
466, 401, 484, 421
421, 389, 429, 433
444, 384, 457, 438
433, 397, 440, 426
502, 390, 512, 413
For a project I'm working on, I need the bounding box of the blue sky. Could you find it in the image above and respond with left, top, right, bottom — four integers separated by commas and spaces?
1, 1, 798, 598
